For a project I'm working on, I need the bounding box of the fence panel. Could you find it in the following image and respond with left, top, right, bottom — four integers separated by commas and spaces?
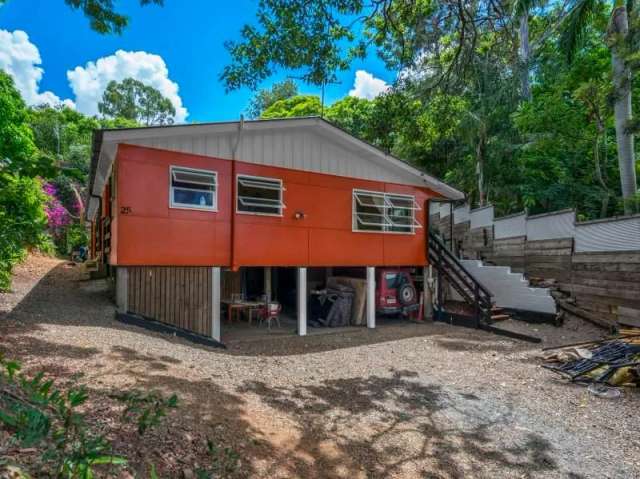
526, 209, 575, 241
575, 216, 640, 252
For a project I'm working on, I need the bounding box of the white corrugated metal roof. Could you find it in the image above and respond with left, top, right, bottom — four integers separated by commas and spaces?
89, 117, 464, 219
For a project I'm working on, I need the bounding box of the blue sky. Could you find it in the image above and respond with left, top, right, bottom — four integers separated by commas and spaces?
0, 0, 396, 122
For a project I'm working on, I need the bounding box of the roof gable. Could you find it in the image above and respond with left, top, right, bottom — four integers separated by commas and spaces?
87, 117, 463, 219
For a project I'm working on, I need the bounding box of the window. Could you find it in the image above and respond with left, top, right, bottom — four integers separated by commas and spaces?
170, 166, 217, 210
386, 194, 415, 233
237, 175, 285, 216
353, 189, 422, 234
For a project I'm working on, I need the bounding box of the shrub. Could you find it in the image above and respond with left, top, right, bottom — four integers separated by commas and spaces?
0, 174, 50, 291
0, 355, 178, 477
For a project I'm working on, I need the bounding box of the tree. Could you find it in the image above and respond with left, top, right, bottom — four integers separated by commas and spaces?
0, 0, 164, 35
247, 79, 298, 118
98, 78, 176, 125
220, 0, 513, 92
0, 71, 37, 174
560, 0, 638, 212
260, 95, 322, 119
0, 72, 50, 290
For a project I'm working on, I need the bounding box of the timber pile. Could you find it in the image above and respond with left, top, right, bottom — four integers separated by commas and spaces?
542, 329, 640, 389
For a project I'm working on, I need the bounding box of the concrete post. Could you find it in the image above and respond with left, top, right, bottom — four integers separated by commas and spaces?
297, 267, 307, 336
366, 266, 376, 328
212, 267, 221, 342
424, 265, 434, 320
116, 267, 128, 313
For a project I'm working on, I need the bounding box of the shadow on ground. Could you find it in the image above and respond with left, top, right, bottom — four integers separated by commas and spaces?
233, 369, 558, 478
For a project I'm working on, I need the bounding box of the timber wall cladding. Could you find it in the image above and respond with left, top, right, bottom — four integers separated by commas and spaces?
127, 267, 212, 336
485, 236, 526, 273
524, 238, 573, 282
566, 252, 640, 325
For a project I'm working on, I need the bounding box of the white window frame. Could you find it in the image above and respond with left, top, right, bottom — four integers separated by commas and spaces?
169, 165, 218, 212
236, 174, 285, 217
352, 189, 422, 235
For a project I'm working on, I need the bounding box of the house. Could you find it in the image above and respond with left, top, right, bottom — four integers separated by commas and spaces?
86, 117, 464, 342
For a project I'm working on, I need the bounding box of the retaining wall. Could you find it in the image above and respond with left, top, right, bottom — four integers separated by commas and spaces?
430, 204, 640, 327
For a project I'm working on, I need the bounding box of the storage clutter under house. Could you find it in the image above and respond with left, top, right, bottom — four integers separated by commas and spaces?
308, 283, 355, 328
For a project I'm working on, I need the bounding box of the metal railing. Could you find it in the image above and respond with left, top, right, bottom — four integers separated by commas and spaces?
428, 229, 493, 326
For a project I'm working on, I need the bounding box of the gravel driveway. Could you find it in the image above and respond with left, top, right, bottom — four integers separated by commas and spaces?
1, 256, 639, 478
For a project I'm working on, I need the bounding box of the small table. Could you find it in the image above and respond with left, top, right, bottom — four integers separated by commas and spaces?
224, 300, 264, 324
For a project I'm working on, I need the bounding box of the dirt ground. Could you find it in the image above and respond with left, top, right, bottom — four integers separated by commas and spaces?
1, 255, 639, 478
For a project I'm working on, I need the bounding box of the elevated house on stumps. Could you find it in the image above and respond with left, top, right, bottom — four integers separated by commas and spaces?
86, 117, 464, 344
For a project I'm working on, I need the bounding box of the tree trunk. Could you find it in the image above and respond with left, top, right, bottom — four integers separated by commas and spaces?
609, 5, 637, 213
476, 128, 486, 206
519, 12, 532, 101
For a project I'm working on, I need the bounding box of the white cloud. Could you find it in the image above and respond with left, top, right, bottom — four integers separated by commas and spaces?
348, 70, 390, 100
0, 29, 74, 107
67, 50, 188, 123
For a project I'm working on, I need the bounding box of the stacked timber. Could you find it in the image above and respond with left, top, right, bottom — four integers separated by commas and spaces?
524, 238, 573, 283
561, 251, 640, 329
485, 236, 526, 273
461, 225, 493, 260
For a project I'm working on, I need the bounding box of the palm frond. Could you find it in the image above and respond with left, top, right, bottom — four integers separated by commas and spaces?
559, 0, 601, 62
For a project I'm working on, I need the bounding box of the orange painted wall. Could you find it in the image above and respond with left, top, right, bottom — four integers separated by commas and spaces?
112, 144, 437, 267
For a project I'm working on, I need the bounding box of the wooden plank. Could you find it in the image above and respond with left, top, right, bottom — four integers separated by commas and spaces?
204, 268, 212, 336
525, 255, 571, 263
158, 266, 165, 322
168, 267, 175, 328
572, 262, 640, 273
570, 270, 640, 282
153, 267, 161, 320
128, 268, 135, 313
526, 238, 574, 249
574, 293, 640, 310
187, 268, 195, 333
561, 283, 640, 301
572, 252, 640, 263
174, 268, 181, 329
570, 276, 640, 291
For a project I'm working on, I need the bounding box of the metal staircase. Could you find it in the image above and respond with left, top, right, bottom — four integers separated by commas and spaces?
428, 230, 494, 327
428, 230, 541, 342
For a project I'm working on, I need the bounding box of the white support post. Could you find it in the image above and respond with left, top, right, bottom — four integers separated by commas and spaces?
211, 267, 221, 342
424, 265, 434, 321
297, 267, 307, 336
366, 266, 376, 329
116, 267, 128, 313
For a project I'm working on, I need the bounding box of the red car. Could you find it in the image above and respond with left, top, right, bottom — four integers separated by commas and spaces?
376, 268, 420, 317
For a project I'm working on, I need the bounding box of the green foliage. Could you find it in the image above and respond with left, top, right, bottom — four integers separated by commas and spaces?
195, 438, 241, 478
324, 96, 375, 140
0, 174, 49, 290
62, 0, 164, 34
112, 389, 178, 435
260, 95, 323, 118
99, 77, 176, 125
0, 72, 51, 178
221, 0, 361, 90
0, 72, 53, 290
230, 0, 638, 219
247, 79, 299, 118
0, 355, 178, 477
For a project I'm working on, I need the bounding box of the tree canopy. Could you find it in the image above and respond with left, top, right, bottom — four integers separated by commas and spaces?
247, 79, 299, 118
231, 0, 639, 217
98, 78, 176, 125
